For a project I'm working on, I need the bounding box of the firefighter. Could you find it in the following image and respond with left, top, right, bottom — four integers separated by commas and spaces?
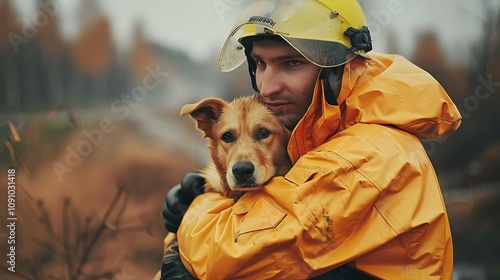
161, 0, 461, 278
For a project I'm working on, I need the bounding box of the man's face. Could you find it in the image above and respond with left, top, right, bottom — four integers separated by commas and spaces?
250, 40, 321, 131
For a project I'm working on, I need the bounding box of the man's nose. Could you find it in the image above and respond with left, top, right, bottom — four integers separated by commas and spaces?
258, 67, 283, 98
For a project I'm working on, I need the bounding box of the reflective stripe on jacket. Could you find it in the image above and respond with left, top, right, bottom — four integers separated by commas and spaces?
175, 53, 462, 279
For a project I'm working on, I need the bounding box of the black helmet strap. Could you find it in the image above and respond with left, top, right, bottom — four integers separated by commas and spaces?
319, 66, 344, 106
243, 43, 259, 93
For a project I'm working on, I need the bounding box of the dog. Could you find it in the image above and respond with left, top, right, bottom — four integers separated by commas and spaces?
180, 94, 292, 200
153, 95, 292, 280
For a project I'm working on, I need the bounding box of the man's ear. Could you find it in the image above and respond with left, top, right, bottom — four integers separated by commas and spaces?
180, 98, 227, 137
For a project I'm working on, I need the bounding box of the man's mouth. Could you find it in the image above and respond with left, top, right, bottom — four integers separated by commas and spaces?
265, 102, 288, 114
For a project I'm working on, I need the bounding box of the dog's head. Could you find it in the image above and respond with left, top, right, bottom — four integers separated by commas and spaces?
181, 95, 291, 194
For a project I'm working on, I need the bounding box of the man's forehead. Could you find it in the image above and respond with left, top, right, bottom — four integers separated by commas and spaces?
250, 40, 304, 60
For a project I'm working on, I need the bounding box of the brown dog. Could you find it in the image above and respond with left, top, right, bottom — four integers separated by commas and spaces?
181, 94, 292, 200
153, 95, 292, 280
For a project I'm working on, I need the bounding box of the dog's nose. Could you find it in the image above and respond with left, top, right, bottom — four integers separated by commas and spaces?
232, 161, 255, 182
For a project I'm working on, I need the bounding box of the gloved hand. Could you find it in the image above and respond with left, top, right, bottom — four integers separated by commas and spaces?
160, 238, 196, 280
312, 264, 376, 280
162, 172, 205, 233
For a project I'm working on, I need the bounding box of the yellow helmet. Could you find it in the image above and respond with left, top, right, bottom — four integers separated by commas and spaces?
219, 0, 372, 72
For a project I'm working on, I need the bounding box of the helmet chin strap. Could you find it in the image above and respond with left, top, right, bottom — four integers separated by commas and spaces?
244, 43, 260, 93
320, 66, 344, 106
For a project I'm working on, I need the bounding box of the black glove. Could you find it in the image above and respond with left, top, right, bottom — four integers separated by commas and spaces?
160, 238, 196, 280
312, 264, 376, 280
162, 172, 205, 233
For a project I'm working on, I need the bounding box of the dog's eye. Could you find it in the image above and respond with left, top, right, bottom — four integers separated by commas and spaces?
221, 132, 235, 143
257, 128, 271, 140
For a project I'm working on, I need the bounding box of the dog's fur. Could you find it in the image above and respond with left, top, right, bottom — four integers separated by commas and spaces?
181, 95, 292, 200
152, 95, 292, 280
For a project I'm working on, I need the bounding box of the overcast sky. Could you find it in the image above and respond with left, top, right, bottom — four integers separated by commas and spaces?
11, 0, 500, 64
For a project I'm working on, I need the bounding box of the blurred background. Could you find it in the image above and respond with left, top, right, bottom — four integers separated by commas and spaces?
0, 0, 499, 279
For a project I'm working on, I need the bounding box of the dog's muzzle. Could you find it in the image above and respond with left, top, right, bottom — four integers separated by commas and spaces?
232, 161, 256, 186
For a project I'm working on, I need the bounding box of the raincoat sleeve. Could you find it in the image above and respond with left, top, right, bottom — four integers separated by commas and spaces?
176, 122, 447, 279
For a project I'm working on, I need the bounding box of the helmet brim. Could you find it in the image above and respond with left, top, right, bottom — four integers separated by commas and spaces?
218, 0, 362, 72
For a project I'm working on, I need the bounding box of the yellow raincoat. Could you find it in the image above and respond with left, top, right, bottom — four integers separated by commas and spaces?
174, 53, 462, 279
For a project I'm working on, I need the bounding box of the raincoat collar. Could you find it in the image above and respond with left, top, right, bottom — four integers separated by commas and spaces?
288, 52, 462, 163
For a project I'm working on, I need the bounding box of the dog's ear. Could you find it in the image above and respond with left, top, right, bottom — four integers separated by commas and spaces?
180, 98, 227, 137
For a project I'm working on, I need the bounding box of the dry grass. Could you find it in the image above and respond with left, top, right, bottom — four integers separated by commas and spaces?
0, 105, 198, 279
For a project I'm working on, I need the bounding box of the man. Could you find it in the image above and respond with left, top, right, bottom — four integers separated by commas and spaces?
161, 0, 462, 279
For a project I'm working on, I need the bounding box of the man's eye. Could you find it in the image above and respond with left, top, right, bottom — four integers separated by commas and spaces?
288, 60, 302, 66
257, 128, 271, 140
255, 59, 265, 66
221, 132, 235, 143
